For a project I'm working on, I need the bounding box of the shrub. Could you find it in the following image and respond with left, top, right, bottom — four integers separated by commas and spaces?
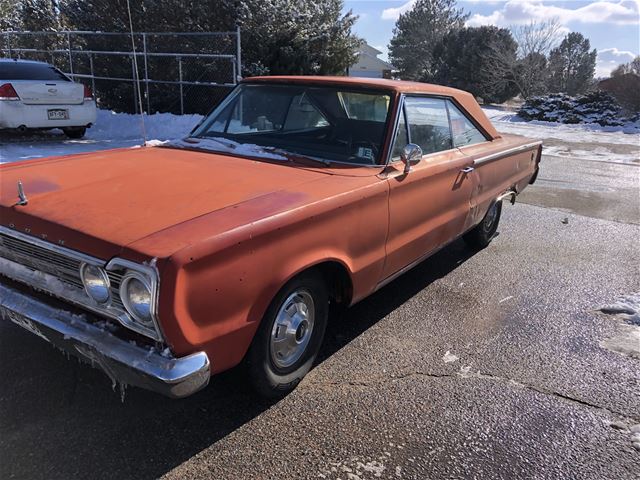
518, 91, 632, 126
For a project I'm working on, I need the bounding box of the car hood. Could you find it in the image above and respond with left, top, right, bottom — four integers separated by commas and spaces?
0, 146, 334, 260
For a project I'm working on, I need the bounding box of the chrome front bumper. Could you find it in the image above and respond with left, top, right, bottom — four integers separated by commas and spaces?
0, 281, 210, 399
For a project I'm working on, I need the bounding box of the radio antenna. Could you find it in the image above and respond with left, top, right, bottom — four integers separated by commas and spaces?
126, 0, 147, 145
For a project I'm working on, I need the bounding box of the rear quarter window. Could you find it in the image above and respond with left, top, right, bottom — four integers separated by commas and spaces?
446, 100, 488, 147
0, 63, 70, 81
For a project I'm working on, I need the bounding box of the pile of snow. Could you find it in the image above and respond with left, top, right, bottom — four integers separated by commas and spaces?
518, 91, 639, 130
483, 105, 639, 164
1, 109, 203, 164
89, 109, 203, 142
484, 107, 640, 144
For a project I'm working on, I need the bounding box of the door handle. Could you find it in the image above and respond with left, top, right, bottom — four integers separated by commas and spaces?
461, 166, 474, 174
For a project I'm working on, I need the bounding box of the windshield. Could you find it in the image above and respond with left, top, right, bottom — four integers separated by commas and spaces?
191, 83, 393, 165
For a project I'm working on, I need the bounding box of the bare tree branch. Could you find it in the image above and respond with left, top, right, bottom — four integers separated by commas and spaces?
481, 18, 562, 100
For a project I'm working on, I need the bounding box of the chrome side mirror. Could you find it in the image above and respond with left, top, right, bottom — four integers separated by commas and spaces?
400, 143, 423, 174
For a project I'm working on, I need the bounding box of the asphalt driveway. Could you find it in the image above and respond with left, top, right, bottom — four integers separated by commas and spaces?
1, 142, 639, 479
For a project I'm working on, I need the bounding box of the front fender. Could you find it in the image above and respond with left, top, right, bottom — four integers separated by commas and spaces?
156, 179, 389, 374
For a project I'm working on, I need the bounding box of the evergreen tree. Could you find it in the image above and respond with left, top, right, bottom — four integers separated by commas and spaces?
547, 32, 597, 95
432, 26, 518, 103
239, 0, 359, 76
612, 56, 640, 77
388, 0, 468, 81
60, 0, 359, 76
0, 0, 21, 30
19, 0, 62, 31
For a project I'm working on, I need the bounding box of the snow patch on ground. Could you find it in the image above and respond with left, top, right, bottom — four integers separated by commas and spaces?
442, 350, 459, 363
319, 446, 410, 479
599, 292, 640, 326
483, 107, 640, 146
542, 145, 638, 164
599, 293, 640, 359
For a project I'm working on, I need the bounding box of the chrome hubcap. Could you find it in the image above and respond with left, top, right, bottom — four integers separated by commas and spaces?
270, 290, 315, 369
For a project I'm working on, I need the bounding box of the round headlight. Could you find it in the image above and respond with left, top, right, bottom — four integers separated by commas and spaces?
80, 264, 111, 304
120, 273, 153, 325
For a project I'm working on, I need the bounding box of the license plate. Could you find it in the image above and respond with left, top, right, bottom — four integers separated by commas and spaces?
47, 109, 69, 120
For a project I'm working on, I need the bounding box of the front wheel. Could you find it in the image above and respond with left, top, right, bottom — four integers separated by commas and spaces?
463, 201, 502, 249
246, 271, 328, 398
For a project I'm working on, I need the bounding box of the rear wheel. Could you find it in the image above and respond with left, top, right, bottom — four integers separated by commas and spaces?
246, 271, 328, 398
463, 201, 502, 249
63, 127, 86, 139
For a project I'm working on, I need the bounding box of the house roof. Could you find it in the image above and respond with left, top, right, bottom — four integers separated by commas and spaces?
359, 43, 383, 56
354, 43, 393, 70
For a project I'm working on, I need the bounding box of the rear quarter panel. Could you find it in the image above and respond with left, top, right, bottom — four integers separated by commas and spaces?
458, 135, 542, 227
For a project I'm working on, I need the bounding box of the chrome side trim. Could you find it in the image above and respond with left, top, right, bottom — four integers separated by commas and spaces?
473, 141, 542, 166
0, 281, 210, 398
384, 94, 406, 166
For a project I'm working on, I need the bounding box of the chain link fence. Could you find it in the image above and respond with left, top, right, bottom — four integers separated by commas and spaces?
1, 30, 241, 115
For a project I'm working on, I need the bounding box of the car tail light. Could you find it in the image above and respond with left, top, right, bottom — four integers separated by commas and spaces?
0, 83, 19, 101
83, 84, 93, 100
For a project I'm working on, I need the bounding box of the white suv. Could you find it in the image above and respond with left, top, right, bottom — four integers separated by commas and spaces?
0, 58, 97, 138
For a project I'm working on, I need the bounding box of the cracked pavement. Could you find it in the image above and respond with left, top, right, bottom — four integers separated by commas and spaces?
1, 140, 639, 479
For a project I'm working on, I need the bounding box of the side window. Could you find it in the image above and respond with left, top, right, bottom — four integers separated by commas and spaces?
390, 106, 408, 159
447, 101, 487, 147
404, 97, 452, 155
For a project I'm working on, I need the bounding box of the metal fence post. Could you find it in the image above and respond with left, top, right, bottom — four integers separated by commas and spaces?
178, 56, 184, 115
131, 54, 138, 114
142, 33, 150, 114
5, 32, 11, 57
89, 54, 96, 97
66, 32, 74, 78
236, 25, 242, 81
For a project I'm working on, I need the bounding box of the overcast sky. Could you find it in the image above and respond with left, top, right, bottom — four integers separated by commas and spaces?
343, 0, 640, 77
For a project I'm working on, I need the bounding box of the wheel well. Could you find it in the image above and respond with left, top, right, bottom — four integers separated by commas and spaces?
310, 261, 353, 308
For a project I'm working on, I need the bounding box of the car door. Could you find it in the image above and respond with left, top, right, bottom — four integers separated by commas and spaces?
381, 96, 476, 280
446, 99, 517, 228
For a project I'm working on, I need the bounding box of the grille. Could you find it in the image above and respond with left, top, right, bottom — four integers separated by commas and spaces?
0, 231, 124, 307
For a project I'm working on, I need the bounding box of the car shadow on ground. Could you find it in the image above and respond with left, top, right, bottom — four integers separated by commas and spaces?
0, 239, 477, 480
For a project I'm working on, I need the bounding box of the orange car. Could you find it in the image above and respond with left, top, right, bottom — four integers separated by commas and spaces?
0, 77, 542, 398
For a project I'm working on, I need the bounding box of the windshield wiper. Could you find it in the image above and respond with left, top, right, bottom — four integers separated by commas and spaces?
182, 136, 238, 149
285, 154, 333, 167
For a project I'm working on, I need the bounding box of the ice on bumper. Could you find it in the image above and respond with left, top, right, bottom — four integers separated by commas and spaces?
0, 280, 210, 398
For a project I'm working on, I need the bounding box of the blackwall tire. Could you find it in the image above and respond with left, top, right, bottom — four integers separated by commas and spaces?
463, 201, 502, 249
246, 270, 328, 398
